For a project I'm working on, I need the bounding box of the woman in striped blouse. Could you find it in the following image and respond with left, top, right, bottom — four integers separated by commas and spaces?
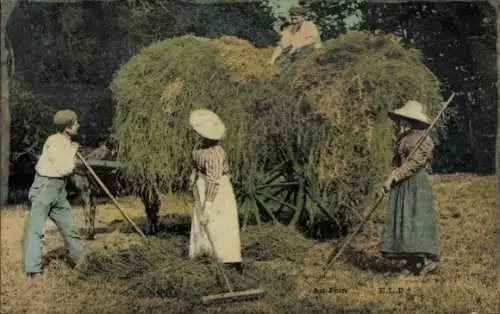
188, 109, 243, 273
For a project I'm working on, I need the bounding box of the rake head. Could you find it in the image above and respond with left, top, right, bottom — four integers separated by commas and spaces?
201, 288, 266, 306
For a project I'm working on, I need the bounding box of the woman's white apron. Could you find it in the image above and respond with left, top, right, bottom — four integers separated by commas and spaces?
189, 173, 242, 263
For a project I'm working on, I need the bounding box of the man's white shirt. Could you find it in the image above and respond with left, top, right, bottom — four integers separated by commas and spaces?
280, 20, 322, 53
35, 133, 78, 178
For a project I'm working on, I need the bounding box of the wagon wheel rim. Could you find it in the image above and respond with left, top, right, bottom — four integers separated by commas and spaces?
235, 158, 320, 230
235, 135, 340, 231
235, 159, 296, 228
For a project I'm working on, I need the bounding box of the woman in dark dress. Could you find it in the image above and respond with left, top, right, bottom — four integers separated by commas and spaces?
380, 100, 438, 276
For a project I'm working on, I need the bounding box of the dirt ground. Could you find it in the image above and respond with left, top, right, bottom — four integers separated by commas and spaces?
1, 174, 498, 314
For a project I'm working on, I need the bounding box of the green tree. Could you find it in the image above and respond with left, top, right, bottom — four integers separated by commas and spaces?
300, 0, 362, 39
5, 0, 280, 202
9, 0, 278, 87
1, 0, 20, 207
491, 0, 500, 229
358, 2, 497, 173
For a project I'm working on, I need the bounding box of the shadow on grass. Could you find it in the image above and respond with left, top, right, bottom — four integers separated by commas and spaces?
77, 226, 117, 236
100, 213, 192, 256
43, 246, 81, 269
340, 246, 403, 274
83, 213, 192, 240
43, 247, 67, 267
111, 213, 191, 235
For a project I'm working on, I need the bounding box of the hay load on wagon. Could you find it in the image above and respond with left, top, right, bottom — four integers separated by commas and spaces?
109, 32, 444, 236
109, 35, 282, 194
275, 31, 445, 232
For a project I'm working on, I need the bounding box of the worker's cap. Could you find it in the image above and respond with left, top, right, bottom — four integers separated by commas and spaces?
289, 6, 306, 16
53, 109, 77, 126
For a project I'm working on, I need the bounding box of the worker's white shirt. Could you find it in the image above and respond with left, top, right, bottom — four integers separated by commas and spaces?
35, 133, 78, 178
280, 21, 322, 53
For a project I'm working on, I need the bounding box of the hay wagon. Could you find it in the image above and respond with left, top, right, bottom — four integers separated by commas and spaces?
108, 33, 445, 237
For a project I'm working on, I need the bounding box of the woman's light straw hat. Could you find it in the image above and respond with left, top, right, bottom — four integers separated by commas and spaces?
388, 100, 431, 125
189, 108, 226, 140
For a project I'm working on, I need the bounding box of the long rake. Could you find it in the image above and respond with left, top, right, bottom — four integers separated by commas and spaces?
191, 183, 266, 305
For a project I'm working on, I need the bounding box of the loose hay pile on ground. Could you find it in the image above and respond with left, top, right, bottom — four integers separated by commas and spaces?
80, 222, 320, 312
110, 32, 445, 230
3, 176, 495, 314
241, 224, 313, 262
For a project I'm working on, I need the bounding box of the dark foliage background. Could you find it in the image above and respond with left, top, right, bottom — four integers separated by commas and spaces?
5, 0, 497, 194
302, 0, 497, 173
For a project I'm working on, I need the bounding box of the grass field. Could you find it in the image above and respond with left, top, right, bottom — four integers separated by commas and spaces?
1, 174, 498, 314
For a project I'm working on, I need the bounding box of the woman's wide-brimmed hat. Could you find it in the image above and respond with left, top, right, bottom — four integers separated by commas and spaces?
388, 100, 431, 125
189, 108, 226, 140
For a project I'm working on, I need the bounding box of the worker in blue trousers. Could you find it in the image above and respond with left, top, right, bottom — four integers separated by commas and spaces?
22, 109, 87, 278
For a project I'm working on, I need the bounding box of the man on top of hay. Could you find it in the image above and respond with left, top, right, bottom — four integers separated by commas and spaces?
22, 109, 87, 278
380, 100, 438, 277
188, 108, 243, 274
269, 5, 322, 66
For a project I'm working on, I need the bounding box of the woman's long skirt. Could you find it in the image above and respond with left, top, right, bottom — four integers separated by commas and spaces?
380, 168, 438, 261
189, 174, 242, 263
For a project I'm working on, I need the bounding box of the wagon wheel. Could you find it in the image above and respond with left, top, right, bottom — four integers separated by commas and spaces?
234, 146, 340, 231
234, 159, 295, 230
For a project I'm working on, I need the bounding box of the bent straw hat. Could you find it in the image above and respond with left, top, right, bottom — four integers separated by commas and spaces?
388, 100, 431, 125
53, 109, 77, 126
189, 108, 226, 140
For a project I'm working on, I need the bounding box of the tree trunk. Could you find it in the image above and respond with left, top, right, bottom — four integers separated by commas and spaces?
495, 2, 500, 257
489, 0, 500, 271
1, 0, 19, 207
1, 30, 9, 207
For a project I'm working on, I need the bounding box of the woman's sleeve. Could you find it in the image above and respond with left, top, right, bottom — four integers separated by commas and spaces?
393, 134, 434, 182
204, 149, 225, 203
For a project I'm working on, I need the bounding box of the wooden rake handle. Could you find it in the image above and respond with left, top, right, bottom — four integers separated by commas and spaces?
202, 222, 234, 293
321, 93, 456, 276
76, 151, 146, 239
192, 183, 234, 292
